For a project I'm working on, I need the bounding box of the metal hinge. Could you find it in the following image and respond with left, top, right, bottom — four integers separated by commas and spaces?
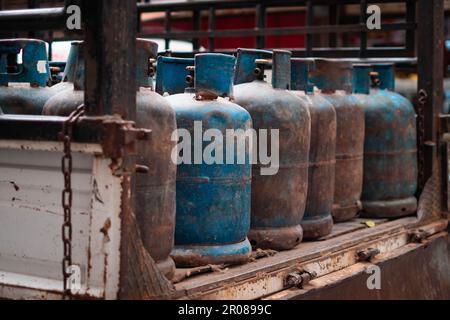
100, 119, 151, 160
284, 270, 317, 288
357, 248, 380, 262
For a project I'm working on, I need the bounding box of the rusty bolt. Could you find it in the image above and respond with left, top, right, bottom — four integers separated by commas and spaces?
409, 229, 429, 243
357, 248, 380, 261
186, 75, 194, 86
284, 271, 316, 288
370, 71, 381, 87
148, 58, 157, 77
285, 272, 302, 287
253, 67, 263, 78
253, 59, 269, 80
185, 66, 195, 86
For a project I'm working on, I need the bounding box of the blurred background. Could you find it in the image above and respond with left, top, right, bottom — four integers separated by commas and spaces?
1, 0, 448, 106
0, 1, 448, 64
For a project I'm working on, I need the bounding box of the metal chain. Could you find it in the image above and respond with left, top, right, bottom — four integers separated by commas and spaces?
417, 89, 428, 192
60, 104, 85, 300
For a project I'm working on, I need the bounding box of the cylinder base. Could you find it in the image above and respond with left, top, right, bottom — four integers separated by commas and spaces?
301, 214, 334, 240
332, 201, 362, 222
360, 196, 417, 219
171, 238, 252, 268
248, 224, 303, 251
155, 256, 176, 280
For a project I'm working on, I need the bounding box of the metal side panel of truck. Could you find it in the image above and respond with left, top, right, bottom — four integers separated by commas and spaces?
0, 139, 122, 299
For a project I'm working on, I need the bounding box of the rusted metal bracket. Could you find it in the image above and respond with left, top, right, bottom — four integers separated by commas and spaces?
284, 270, 317, 289
356, 248, 380, 262
76, 117, 151, 160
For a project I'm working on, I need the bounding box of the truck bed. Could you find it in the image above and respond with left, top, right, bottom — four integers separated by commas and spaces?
173, 217, 449, 300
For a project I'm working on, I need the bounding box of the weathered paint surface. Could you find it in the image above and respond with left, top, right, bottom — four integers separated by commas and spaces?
155, 56, 194, 95
233, 49, 311, 250
195, 53, 235, 98
291, 58, 336, 239
176, 218, 448, 300
273, 234, 450, 300
42, 40, 178, 279
311, 59, 364, 223
355, 64, 418, 218
0, 141, 122, 299
166, 53, 252, 267
0, 39, 61, 115
234, 48, 272, 85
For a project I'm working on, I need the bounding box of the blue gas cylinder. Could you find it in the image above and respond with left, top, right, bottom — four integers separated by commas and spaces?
0, 39, 60, 114
165, 53, 252, 267
233, 49, 311, 250
354, 63, 418, 218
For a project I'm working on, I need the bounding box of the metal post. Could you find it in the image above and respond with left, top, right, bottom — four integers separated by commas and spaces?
417, 0, 444, 197
82, 0, 137, 120
208, 7, 216, 52
359, 0, 367, 58
28, 0, 40, 38
81, 0, 173, 299
306, 1, 313, 56
192, 9, 201, 51
165, 10, 171, 50
328, 4, 338, 48
256, 3, 266, 49
405, 0, 416, 56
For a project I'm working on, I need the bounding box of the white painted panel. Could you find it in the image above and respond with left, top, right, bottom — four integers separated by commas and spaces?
0, 142, 123, 299
0, 149, 92, 282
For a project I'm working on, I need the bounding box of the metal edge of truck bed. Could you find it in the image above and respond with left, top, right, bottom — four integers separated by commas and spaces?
173, 217, 448, 300
264, 231, 450, 300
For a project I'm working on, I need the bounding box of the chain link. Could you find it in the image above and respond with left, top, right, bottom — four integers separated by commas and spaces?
60, 104, 85, 300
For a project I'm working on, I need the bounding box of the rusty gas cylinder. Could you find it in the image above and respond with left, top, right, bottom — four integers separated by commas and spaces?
165, 53, 252, 267
43, 39, 177, 280
233, 49, 311, 250
310, 59, 365, 222
291, 58, 336, 239
354, 63, 418, 218
0, 39, 61, 114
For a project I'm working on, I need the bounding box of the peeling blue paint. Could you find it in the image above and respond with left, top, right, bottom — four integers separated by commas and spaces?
155, 56, 194, 95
